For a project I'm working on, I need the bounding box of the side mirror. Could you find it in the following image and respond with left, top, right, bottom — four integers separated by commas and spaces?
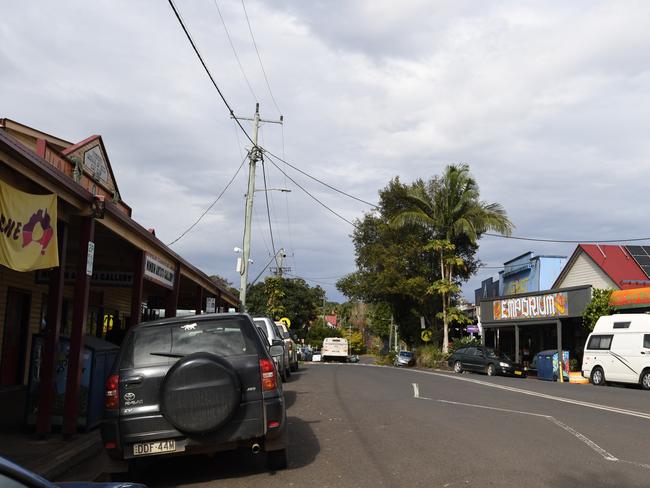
269, 345, 284, 357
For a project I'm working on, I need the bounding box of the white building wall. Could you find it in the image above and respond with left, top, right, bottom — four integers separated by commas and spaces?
556, 252, 618, 289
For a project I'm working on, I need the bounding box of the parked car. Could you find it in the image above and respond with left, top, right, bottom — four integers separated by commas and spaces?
0, 454, 145, 488
297, 346, 313, 362
275, 322, 299, 372
447, 346, 526, 377
254, 317, 291, 381
583, 314, 650, 389
394, 350, 414, 367
102, 313, 288, 473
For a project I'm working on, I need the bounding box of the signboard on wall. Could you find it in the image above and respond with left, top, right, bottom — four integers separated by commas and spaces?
492, 292, 568, 321
0, 180, 58, 271
206, 297, 216, 313
35, 268, 133, 287
144, 252, 175, 289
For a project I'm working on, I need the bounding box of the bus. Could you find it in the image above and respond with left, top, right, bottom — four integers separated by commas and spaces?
322, 337, 349, 362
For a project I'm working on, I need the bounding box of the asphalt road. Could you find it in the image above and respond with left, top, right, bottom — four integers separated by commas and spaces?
126, 363, 650, 488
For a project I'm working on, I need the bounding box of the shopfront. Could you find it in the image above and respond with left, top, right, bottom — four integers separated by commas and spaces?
0, 119, 239, 435
479, 285, 592, 367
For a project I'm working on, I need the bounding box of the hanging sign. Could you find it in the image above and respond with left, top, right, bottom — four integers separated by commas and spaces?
492, 292, 568, 321
86, 242, 95, 276
0, 181, 58, 271
144, 252, 175, 289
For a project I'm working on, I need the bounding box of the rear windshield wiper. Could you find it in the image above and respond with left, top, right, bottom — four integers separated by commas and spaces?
149, 352, 185, 358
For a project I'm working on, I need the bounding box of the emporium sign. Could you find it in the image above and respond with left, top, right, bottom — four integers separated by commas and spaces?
144, 252, 175, 289
492, 292, 568, 321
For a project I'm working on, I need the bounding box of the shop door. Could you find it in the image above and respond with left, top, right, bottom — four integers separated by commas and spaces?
0, 289, 31, 386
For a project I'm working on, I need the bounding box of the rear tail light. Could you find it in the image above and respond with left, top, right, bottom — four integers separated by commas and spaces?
105, 374, 119, 410
259, 359, 277, 391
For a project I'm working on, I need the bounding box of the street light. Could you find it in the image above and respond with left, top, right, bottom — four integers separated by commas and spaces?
253, 188, 292, 193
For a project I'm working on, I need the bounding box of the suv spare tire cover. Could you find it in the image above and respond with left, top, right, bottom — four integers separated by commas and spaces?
160, 352, 241, 434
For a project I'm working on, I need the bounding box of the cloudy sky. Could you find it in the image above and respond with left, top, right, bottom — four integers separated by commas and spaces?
2, 1, 650, 302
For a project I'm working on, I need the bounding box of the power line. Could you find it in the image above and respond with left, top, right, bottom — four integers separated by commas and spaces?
168, 153, 248, 246
260, 157, 279, 267
240, 0, 282, 115
266, 156, 358, 228
264, 149, 379, 208
484, 233, 650, 244
167, 0, 255, 147
212, 0, 258, 102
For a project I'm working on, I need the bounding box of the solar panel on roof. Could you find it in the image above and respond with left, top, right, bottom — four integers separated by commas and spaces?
625, 246, 650, 279
626, 245, 646, 256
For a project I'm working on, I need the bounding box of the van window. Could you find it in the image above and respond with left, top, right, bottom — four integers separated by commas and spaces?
587, 335, 614, 350
613, 322, 631, 329
644, 334, 650, 349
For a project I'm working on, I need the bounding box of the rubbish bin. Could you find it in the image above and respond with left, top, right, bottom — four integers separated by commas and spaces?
26, 335, 119, 430
536, 349, 569, 382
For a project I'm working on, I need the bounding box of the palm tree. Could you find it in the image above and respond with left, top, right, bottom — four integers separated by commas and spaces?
392, 164, 513, 353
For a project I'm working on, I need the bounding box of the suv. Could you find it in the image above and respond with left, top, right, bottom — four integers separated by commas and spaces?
101, 313, 288, 472
254, 317, 291, 381
275, 322, 298, 372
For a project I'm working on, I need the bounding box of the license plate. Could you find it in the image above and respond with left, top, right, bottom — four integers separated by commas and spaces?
514, 370, 522, 376
133, 439, 181, 457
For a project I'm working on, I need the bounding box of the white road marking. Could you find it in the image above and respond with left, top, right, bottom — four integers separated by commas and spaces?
412, 382, 629, 466
378, 364, 650, 421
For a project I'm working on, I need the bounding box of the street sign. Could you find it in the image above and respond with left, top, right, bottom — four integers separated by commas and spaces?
421, 329, 433, 342
279, 317, 291, 328
420, 316, 426, 329
206, 297, 216, 313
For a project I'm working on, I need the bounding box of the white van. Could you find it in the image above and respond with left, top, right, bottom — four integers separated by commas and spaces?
321, 337, 349, 362
583, 314, 650, 389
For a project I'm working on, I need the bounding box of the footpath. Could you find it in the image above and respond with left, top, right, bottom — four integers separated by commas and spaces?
0, 428, 104, 481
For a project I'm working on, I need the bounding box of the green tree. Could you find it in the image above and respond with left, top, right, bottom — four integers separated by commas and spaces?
246, 277, 326, 338
306, 323, 342, 349
583, 288, 615, 331
392, 164, 513, 352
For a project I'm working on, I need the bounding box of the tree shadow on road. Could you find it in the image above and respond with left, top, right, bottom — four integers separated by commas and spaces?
135, 416, 320, 487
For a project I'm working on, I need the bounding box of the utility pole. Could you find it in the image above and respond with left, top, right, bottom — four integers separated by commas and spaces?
389, 315, 393, 352
233, 104, 283, 311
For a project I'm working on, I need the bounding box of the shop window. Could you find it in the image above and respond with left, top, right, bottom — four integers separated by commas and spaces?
587, 335, 613, 350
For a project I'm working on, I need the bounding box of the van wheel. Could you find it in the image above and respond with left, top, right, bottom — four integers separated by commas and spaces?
486, 364, 496, 376
591, 367, 606, 386
641, 371, 650, 390
453, 361, 463, 373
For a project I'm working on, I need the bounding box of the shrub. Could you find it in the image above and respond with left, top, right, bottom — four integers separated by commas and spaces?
375, 351, 397, 365
416, 345, 449, 369
449, 336, 481, 354
569, 358, 579, 372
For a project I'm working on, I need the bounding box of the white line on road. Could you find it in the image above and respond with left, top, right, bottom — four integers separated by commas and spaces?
412, 382, 623, 464
401, 366, 650, 421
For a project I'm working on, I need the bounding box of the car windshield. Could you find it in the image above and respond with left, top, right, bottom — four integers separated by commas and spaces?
128, 318, 251, 367
400, 351, 413, 357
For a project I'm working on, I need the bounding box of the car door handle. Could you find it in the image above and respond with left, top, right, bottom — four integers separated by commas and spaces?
642, 351, 647, 355
123, 375, 144, 387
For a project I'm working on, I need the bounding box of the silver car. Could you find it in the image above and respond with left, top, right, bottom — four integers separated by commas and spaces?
394, 350, 415, 367
254, 317, 291, 381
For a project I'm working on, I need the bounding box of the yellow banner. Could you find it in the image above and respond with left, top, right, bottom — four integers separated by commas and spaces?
0, 180, 58, 271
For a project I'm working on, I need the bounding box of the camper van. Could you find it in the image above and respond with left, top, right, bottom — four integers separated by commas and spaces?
583, 314, 650, 389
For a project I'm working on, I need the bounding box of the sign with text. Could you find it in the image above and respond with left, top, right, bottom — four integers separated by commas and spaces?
35, 268, 133, 287
0, 180, 58, 271
493, 292, 568, 321
206, 297, 216, 313
144, 253, 175, 289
